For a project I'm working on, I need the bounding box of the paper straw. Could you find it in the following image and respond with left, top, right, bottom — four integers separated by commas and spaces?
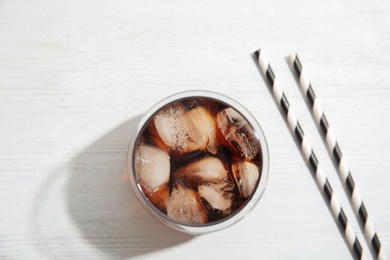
254, 49, 366, 260
288, 53, 386, 260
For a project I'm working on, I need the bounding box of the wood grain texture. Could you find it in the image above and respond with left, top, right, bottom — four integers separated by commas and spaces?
1, 0, 389, 259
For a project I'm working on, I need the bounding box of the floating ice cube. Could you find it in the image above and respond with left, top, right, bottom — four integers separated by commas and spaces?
186, 106, 219, 154
153, 103, 219, 154
174, 157, 228, 188
198, 181, 235, 214
135, 144, 170, 194
153, 103, 201, 154
216, 107, 260, 160
231, 161, 259, 198
167, 182, 207, 224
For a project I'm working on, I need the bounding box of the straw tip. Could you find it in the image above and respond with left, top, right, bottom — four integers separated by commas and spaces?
254, 49, 261, 59
287, 53, 297, 65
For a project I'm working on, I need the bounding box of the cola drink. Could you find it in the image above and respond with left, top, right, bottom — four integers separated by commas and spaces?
129, 91, 268, 234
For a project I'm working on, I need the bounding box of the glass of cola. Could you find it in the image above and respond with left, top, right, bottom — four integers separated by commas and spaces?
127, 90, 269, 235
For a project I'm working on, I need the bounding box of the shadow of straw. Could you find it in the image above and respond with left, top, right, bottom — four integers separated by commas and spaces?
33, 117, 193, 259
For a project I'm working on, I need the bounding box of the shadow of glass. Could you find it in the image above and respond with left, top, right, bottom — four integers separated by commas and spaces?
66, 117, 194, 257
33, 117, 193, 259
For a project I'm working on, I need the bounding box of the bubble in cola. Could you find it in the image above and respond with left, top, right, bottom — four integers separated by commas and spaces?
134, 97, 263, 225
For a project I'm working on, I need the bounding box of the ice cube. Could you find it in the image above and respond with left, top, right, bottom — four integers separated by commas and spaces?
231, 161, 259, 198
135, 144, 170, 194
153, 103, 201, 154
216, 107, 260, 160
154, 103, 219, 154
174, 157, 228, 188
167, 182, 207, 224
198, 181, 235, 214
186, 106, 219, 154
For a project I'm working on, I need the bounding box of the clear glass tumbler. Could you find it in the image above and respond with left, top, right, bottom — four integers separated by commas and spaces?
127, 90, 269, 235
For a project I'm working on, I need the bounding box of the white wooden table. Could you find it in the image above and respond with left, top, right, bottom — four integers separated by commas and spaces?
1, 0, 389, 259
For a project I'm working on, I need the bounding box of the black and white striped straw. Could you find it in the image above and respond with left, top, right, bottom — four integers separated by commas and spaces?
254, 49, 366, 260
288, 53, 386, 260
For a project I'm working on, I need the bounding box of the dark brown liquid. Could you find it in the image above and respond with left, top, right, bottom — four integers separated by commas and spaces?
134, 97, 262, 225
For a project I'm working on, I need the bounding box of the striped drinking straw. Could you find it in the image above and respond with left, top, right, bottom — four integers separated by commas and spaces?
288, 53, 386, 260
254, 49, 366, 260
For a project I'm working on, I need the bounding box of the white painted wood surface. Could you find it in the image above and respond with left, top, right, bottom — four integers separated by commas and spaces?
1, 0, 389, 259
